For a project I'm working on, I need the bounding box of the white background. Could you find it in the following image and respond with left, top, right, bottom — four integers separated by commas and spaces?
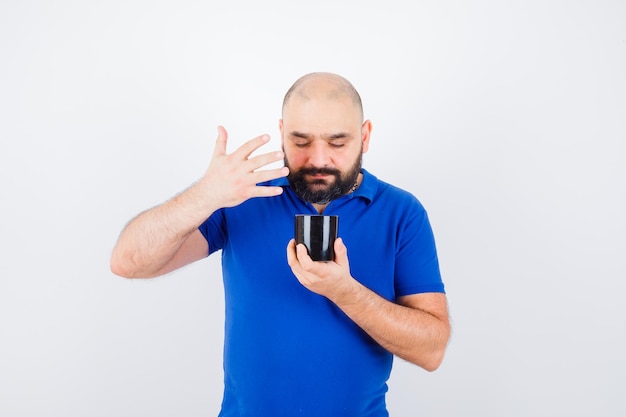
1, 1, 625, 416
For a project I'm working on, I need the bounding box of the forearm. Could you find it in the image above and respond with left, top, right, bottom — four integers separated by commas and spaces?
110, 182, 215, 278
332, 282, 450, 371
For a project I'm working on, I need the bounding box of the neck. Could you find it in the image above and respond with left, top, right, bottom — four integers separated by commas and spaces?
312, 202, 328, 214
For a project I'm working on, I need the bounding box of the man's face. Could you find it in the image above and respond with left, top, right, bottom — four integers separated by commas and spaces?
280, 94, 371, 205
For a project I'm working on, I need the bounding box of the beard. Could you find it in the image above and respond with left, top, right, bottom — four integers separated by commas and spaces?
285, 154, 362, 205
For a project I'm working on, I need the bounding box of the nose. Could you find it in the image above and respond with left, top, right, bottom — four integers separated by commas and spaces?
307, 140, 331, 167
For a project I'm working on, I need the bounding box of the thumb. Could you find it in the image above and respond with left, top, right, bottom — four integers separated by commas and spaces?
333, 237, 349, 267
214, 125, 228, 156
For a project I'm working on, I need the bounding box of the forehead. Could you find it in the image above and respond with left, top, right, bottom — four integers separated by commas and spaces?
283, 93, 362, 131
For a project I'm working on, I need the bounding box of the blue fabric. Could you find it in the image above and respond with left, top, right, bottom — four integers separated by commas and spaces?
198, 169, 444, 417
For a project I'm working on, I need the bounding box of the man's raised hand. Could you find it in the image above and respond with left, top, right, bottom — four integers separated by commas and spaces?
197, 126, 289, 211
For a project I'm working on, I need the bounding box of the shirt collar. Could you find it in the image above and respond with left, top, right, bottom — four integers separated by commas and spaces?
353, 168, 376, 203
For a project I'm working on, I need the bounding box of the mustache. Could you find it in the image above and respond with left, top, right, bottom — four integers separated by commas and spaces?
296, 167, 341, 177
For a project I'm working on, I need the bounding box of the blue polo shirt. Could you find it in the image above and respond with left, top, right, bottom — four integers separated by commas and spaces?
199, 169, 444, 417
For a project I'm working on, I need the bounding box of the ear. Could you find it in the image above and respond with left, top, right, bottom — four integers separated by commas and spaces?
278, 119, 285, 146
361, 119, 372, 153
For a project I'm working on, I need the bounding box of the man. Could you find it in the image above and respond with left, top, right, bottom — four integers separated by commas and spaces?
110, 72, 450, 417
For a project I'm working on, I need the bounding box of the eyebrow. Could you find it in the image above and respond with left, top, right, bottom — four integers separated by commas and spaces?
289, 131, 350, 140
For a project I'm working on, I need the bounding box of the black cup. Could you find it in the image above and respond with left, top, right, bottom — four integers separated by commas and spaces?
294, 215, 339, 261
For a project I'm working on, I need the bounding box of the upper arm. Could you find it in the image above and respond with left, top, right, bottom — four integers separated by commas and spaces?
155, 229, 209, 276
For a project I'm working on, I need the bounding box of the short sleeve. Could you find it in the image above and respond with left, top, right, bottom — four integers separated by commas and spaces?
198, 208, 227, 256
394, 204, 445, 296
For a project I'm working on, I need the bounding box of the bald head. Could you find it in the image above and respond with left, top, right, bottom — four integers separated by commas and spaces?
282, 72, 363, 121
